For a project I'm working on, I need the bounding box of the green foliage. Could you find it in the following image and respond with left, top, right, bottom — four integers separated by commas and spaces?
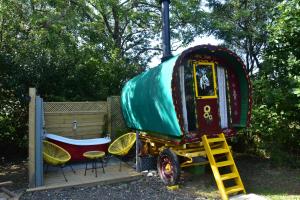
0, 87, 28, 149
237, 98, 300, 167
0, 0, 206, 101
236, 0, 300, 167
0, 0, 298, 168
206, 0, 279, 74
170, 0, 207, 47
294, 77, 300, 108
0, 0, 206, 154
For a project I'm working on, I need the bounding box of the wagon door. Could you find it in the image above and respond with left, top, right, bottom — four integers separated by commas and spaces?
193, 62, 221, 136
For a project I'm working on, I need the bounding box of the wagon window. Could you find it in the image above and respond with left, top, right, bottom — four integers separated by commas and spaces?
193, 62, 217, 98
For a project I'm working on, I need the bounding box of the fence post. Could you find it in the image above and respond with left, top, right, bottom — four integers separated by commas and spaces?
35, 96, 44, 186
28, 88, 36, 188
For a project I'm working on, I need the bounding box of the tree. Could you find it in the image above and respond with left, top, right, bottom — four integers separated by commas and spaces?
206, 0, 279, 74
262, 0, 300, 114
0, 0, 206, 100
239, 0, 300, 166
83, 0, 206, 65
0, 0, 207, 152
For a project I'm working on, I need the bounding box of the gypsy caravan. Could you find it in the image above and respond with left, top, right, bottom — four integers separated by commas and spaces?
121, 44, 251, 141
121, 1, 252, 199
121, 44, 252, 200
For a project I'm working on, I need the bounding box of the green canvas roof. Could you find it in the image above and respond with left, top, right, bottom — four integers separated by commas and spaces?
121, 55, 182, 138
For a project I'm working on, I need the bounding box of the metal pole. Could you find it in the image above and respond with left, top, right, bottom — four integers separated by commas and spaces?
160, 0, 172, 62
136, 130, 141, 172
35, 96, 44, 187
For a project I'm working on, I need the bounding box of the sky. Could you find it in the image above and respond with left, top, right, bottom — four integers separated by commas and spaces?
149, 35, 222, 68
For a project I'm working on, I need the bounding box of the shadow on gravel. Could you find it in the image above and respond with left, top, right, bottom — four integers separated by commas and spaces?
1, 154, 300, 200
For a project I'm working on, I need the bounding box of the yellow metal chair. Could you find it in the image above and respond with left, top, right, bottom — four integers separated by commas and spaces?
108, 132, 136, 171
43, 140, 75, 182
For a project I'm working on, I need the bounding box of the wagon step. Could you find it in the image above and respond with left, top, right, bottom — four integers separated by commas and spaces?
202, 133, 246, 200
220, 172, 238, 181
225, 185, 245, 195
207, 137, 225, 143
211, 148, 229, 155
216, 160, 234, 167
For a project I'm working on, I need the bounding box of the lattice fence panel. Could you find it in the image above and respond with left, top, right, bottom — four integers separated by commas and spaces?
44, 101, 107, 113
107, 96, 127, 139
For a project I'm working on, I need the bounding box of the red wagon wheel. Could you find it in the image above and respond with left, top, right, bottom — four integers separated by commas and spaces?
157, 148, 180, 186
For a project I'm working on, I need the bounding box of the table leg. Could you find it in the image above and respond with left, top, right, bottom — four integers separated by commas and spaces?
95, 159, 98, 177
101, 158, 105, 173
84, 160, 88, 176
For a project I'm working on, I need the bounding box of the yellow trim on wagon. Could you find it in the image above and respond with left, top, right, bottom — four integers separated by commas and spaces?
193, 62, 218, 99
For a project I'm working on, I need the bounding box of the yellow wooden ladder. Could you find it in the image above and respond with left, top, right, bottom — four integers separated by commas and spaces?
202, 133, 246, 200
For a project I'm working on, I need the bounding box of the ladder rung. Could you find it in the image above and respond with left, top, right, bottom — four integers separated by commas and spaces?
225, 185, 244, 194
216, 160, 234, 167
211, 148, 229, 155
207, 137, 225, 143
221, 172, 238, 181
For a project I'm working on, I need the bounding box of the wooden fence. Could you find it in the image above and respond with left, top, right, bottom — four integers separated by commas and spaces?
43, 97, 127, 139
44, 102, 108, 139
28, 88, 127, 188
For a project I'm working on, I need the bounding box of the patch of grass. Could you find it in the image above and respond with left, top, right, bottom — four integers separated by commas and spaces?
263, 194, 300, 200
235, 154, 300, 200
181, 154, 300, 200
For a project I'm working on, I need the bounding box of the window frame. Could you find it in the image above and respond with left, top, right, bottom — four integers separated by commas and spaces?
193, 61, 218, 99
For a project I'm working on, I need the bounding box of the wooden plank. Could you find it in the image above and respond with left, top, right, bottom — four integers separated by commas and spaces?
80, 131, 104, 136
44, 111, 107, 115
45, 121, 105, 129
80, 133, 103, 139
44, 112, 106, 118
45, 125, 104, 133
45, 128, 104, 137
46, 132, 103, 140
44, 120, 106, 126
57, 131, 103, 137
65, 135, 102, 140
66, 132, 104, 139
28, 88, 36, 188
45, 119, 106, 127
44, 120, 105, 127
46, 128, 104, 137
44, 114, 106, 124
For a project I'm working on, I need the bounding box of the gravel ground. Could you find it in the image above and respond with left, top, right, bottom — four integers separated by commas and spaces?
4, 155, 300, 200
20, 175, 209, 200
1, 157, 215, 200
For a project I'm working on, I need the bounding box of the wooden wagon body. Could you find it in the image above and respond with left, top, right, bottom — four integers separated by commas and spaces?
121, 45, 251, 198
121, 44, 252, 142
